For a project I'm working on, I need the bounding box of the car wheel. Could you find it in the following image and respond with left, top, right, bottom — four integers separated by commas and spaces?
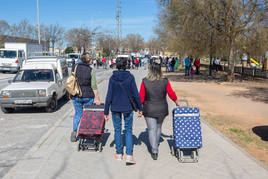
1, 107, 15, 113
45, 95, 57, 113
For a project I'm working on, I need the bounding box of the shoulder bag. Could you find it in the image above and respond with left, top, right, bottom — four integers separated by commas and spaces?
65, 64, 82, 97
119, 82, 139, 112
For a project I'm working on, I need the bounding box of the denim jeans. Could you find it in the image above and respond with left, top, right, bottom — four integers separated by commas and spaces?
185, 66, 190, 76
72, 97, 94, 131
112, 112, 134, 155
170, 66, 174, 72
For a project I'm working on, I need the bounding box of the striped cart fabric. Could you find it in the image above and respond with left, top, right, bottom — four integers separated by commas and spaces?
172, 106, 202, 163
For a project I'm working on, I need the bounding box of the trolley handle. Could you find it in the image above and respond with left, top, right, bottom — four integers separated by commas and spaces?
176, 99, 189, 107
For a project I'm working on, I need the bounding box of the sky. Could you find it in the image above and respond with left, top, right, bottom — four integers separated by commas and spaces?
1, 0, 159, 41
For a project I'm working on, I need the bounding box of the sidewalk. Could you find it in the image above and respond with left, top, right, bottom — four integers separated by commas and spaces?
4, 69, 268, 179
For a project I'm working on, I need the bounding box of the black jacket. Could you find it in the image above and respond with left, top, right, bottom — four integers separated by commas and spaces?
75, 63, 94, 98
142, 78, 169, 123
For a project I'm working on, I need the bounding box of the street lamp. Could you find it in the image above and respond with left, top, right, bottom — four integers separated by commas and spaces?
37, 0, 41, 44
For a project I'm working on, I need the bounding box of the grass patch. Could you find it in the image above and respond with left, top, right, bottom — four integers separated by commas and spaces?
228, 128, 253, 142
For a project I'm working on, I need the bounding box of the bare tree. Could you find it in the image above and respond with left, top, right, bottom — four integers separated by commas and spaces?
49, 24, 64, 53
145, 38, 163, 55
97, 31, 116, 56
66, 27, 95, 53
0, 20, 10, 35
124, 34, 144, 53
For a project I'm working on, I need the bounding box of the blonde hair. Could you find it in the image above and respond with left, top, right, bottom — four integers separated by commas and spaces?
146, 62, 162, 81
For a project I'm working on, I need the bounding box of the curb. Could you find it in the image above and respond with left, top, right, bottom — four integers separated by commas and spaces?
201, 118, 268, 171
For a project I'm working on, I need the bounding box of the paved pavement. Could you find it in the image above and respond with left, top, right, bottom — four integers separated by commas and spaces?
3, 69, 268, 179
0, 68, 111, 178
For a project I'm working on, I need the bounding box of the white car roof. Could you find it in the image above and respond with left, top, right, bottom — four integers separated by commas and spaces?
21, 63, 56, 70
117, 55, 131, 58
0, 49, 19, 51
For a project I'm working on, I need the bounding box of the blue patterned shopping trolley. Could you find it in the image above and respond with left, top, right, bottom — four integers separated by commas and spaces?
172, 99, 202, 163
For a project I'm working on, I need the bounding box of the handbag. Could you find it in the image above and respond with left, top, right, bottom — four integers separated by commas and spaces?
65, 64, 82, 97
119, 82, 139, 112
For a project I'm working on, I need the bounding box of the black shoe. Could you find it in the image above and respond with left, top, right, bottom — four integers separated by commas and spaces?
151, 153, 158, 160
70, 130, 77, 142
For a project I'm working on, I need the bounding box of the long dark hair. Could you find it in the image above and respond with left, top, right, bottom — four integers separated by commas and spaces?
147, 59, 162, 81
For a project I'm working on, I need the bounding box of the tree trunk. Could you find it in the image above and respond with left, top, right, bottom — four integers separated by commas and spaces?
227, 39, 235, 82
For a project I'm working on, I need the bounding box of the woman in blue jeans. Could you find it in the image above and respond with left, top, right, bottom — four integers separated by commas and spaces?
104, 57, 142, 165
70, 54, 101, 142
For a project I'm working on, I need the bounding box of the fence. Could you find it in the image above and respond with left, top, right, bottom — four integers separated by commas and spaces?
200, 63, 268, 79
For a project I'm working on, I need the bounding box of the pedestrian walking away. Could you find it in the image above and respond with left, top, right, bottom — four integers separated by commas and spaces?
70, 54, 101, 142
139, 58, 179, 160
104, 57, 143, 165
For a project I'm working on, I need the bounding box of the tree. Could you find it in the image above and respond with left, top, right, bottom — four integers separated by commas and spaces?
64, 47, 74, 54
49, 24, 64, 53
0, 20, 10, 35
124, 34, 144, 53
145, 38, 163, 55
97, 31, 116, 57
66, 27, 96, 53
156, 0, 266, 81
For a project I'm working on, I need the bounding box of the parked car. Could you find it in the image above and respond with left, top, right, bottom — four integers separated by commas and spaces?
66, 53, 81, 67
0, 56, 69, 113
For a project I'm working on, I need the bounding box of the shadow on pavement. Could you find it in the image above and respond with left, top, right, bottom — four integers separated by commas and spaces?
108, 129, 170, 154
252, 126, 268, 141
8, 97, 69, 114
101, 132, 111, 147
230, 87, 268, 104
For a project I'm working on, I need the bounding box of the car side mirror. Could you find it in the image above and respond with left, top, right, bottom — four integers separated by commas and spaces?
8, 80, 12, 84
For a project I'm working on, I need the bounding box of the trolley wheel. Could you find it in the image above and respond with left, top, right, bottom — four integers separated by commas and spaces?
98, 143, 103, 152
170, 145, 175, 156
77, 143, 81, 152
193, 149, 198, 163
78, 139, 83, 152
177, 149, 184, 163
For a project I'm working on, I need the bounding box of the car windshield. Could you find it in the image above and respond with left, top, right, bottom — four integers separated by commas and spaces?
13, 69, 54, 82
0, 50, 17, 59
68, 54, 79, 59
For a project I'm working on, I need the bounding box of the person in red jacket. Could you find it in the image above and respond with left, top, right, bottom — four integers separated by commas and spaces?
139, 59, 179, 160
102, 57, 107, 69
194, 58, 200, 75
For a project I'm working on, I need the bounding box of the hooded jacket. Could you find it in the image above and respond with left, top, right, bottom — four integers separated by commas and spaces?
104, 70, 142, 115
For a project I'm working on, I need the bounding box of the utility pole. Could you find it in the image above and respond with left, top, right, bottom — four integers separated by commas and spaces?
37, 0, 41, 44
116, 1, 122, 53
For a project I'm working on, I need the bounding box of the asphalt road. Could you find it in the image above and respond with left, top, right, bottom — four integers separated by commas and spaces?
0, 68, 112, 178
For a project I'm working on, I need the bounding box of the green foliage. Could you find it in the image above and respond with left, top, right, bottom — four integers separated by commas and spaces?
64, 47, 74, 54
